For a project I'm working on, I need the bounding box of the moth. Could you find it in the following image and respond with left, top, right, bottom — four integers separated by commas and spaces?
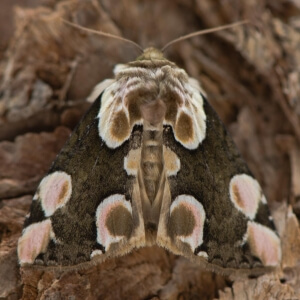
17, 25, 281, 276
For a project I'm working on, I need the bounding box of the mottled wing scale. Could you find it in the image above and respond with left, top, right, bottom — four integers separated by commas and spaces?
157, 98, 281, 273
18, 47, 281, 275
18, 95, 146, 266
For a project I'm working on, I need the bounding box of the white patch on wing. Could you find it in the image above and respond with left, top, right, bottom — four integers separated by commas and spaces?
246, 221, 281, 266
87, 79, 115, 103
90, 249, 104, 258
197, 251, 208, 259
164, 82, 206, 150
18, 219, 54, 265
124, 148, 141, 176
188, 77, 206, 96
229, 174, 266, 220
98, 84, 129, 148
95, 194, 132, 251
170, 195, 206, 253
261, 195, 267, 204
37, 171, 72, 217
98, 79, 145, 149
163, 146, 181, 176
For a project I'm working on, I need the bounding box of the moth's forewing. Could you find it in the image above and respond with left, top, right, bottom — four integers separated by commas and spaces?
18, 95, 146, 267
157, 97, 281, 275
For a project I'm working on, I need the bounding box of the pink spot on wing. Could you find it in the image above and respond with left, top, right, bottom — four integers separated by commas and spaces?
39, 172, 72, 217
229, 174, 264, 220
95, 194, 132, 250
247, 221, 281, 266
171, 195, 206, 253
17, 219, 53, 265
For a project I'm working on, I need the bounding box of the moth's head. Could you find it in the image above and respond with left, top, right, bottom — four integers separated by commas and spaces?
136, 47, 166, 61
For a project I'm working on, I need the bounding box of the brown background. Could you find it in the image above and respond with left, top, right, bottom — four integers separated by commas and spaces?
0, 0, 300, 299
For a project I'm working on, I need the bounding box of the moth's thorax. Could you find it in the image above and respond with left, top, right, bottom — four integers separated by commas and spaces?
140, 98, 167, 125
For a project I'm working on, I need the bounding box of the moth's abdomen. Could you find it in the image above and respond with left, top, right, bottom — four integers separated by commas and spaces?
140, 125, 164, 204
140, 98, 166, 205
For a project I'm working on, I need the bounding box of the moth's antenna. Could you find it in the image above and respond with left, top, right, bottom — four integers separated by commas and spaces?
161, 20, 248, 52
62, 19, 144, 53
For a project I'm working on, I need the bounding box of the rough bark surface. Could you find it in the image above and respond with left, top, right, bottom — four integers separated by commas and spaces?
1, 0, 300, 299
